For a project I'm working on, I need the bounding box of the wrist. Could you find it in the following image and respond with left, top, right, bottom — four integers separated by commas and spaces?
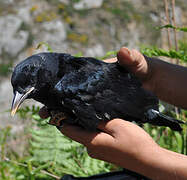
136, 145, 187, 180
119, 139, 161, 177
131, 144, 167, 179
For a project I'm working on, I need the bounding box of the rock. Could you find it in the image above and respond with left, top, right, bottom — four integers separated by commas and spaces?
36, 20, 67, 52
150, 12, 159, 23
17, 6, 31, 23
118, 22, 140, 50
0, 0, 14, 5
0, 15, 29, 56
0, 15, 22, 37
58, 0, 69, 4
4, 30, 29, 56
73, 0, 103, 10
85, 44, 104, 57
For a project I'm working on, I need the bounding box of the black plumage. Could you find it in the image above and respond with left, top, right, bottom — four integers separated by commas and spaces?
11, 52, 183, 131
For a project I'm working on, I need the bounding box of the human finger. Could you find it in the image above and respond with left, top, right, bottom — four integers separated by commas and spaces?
58, 123, 114, 146
103, 58, 117, 63
97, 118, 129, 137
117, 47, 148, 79
57, 124, 100, 145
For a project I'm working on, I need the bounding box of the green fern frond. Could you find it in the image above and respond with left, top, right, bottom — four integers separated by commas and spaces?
28, 109, 114, 177
141, 47, 187, 62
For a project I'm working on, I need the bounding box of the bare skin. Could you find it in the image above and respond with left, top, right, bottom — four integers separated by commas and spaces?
39, 47, 187, 180
118, 48, 187, 109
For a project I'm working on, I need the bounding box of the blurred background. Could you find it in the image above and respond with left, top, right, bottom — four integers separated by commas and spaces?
0, 0, 187, 179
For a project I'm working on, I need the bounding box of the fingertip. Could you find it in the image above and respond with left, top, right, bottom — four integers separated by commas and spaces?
117, 47, 134, 66
118, 47, 132, 57
57, 124, 97, 145
103, 57, 117, 63
56, 123, 83, 141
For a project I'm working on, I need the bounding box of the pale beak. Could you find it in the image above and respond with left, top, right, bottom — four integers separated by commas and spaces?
11, 87, 35, 116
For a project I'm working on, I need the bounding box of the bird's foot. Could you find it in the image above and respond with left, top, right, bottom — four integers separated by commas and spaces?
49, 111, 66, 127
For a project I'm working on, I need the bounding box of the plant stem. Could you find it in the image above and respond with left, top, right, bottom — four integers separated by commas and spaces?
164, 0, 172, 50
4, 157, 60, 179
171, 0, 180, 118
171, 0, 179, 64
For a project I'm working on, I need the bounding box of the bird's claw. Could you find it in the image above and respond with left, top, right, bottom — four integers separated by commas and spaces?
49, 111, 66, 127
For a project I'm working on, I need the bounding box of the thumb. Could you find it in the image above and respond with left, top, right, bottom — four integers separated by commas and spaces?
117, 47, 148, 80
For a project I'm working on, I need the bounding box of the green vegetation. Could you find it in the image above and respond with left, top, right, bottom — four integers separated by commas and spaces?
0, 63, 12, 76
0, 106, 117, 179
1, 1, 187, 179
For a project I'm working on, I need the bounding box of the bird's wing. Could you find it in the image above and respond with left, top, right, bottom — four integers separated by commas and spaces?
53, 65, 111, 129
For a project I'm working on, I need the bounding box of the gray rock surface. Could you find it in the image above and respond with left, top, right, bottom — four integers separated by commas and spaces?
59, 0, 69, 4
73, 0, 103, 10
41, 20, 67, 51
85, 44, 105, 57
0, 15, 29, 56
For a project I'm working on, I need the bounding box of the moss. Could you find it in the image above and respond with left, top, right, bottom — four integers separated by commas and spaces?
71, 0, 81, 3
0, 63, 12, 76
30, 5, 39, 13
179, 39, 187, 54
34, 11, 57, 23
103, 0, 136, 22
64, 16, 73, 24
35, 14, 43, 23
58, 3, 66, 11
19, 22, 30, 31
67, 32, 88, 44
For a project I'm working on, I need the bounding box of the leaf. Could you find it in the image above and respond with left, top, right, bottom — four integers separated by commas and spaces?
100, 51, 117, 60
157, 24, 187, 32
30, 120, 113, 177
36, 42, 53, 52
141, 46, 187, 63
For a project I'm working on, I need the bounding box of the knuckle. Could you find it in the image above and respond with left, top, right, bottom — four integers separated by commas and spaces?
131, 49, 138, 53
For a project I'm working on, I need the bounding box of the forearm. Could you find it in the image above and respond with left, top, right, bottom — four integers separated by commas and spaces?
144, 57, 187, 109
135, 146, 187, 180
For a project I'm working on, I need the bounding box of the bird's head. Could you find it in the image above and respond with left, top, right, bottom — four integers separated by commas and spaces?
11, 52, 70, 116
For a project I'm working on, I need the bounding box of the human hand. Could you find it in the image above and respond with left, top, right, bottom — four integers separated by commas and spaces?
103, 47, 156, 92
39, 107, 158, 166
39, 108, 187, 180
56, 119, 162, 176
116, 47, 156, 92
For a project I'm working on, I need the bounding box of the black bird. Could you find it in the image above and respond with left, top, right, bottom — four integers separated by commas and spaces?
11, 52, 183, 131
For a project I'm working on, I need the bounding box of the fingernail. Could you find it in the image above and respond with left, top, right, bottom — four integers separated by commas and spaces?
121, 47, 132, 57
126, 48, 132, 57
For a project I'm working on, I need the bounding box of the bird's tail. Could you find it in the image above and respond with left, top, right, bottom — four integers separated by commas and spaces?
145, 109, 184, 131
